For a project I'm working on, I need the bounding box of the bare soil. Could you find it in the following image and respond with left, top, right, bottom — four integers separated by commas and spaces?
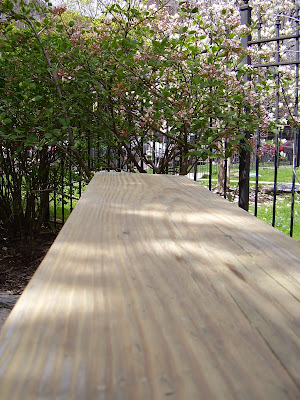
0, 225, 58, 294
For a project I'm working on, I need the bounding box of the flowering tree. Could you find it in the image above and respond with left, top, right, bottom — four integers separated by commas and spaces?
0, 0, 271, 235
59, 1, 270, 170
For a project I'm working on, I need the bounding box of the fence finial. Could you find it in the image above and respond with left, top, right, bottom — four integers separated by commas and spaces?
240, 0, 252, 16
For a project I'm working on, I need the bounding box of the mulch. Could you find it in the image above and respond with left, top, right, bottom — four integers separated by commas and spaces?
0, 225, 58, 295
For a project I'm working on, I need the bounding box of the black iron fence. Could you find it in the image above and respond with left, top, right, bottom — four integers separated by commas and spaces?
192, 1, 300, 239
1, 0, 299, 240
46, 0, 300, 239
244, 0, 300, 237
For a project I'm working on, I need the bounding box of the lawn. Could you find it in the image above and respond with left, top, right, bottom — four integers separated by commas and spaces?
197, 164, 300, 241
198, 164, 296, 184
48, 180, 86, 227
249, 165, 295, 183
249, 195, 300, 241
49, 199, 79, 227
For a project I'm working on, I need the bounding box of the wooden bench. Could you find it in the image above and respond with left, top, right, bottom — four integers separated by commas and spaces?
0, 172, 300, 399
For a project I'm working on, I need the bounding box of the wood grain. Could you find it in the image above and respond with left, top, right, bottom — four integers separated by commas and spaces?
0, 172, 300, 399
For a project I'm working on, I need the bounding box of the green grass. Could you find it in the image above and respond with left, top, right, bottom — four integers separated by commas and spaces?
249, 166, 295, 183
249, 195, 300, 241
48, 180, 87, 225
199, 165, 296, 184
49, 199, 79, 226
197, 165, 300, 242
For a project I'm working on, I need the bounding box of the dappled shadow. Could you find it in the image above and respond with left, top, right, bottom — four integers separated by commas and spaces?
0, 173, 300, 399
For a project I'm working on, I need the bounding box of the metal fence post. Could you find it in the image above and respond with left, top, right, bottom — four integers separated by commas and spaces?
239, 0, 252, 211
224, 140, 227, 199
152, 140, 156, 174
272, 15, 281, 228
254, 14, 262, 217
290, 5, 300, 237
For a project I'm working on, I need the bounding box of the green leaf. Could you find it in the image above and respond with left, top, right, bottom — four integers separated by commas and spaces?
26, 134, 38, 143
69, 21, 75, 27
199, 80, 217, 89
32, 95, 43, 102
51, 129, 61, 135
161, 37, 168, 47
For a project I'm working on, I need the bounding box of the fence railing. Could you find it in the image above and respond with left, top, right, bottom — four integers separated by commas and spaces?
44, 1, 300, 239
240, 0, 300, 237
41, 1, 300, 240
2, 1, 299, 240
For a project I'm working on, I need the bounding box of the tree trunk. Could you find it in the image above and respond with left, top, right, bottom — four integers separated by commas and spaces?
217, 158, 230, 194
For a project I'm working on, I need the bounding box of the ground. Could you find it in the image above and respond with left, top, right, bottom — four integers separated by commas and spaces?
0, 225, 58, 294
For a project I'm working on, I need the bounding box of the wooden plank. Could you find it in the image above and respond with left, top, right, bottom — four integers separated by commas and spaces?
0, 172, 299, 400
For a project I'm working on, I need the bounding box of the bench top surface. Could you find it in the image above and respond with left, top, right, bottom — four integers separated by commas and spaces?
0, 172, 300, 400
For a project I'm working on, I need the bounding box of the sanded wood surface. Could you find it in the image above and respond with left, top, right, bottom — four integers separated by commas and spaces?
0, 172, 300, 400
